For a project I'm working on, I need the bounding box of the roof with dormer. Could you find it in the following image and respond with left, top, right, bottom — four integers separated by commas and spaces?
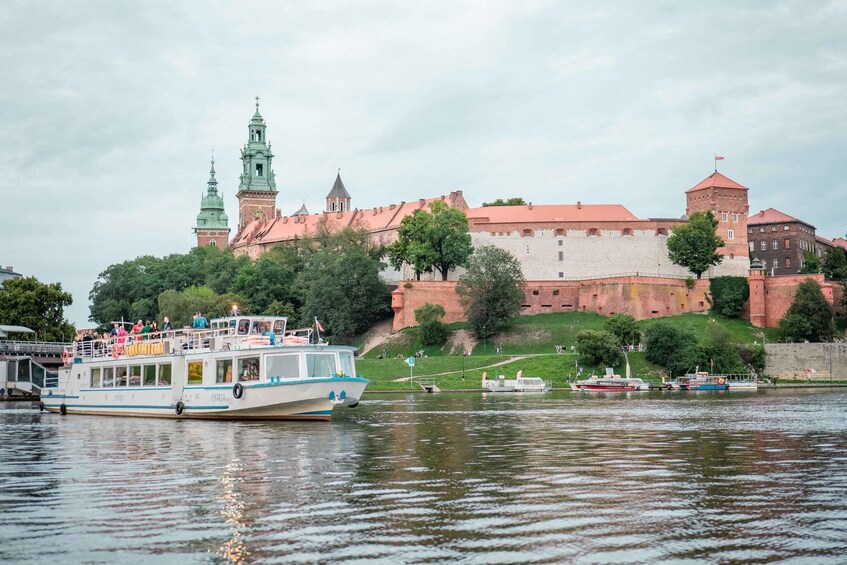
747, 207, 813, 228
326, 172, 351, 199
686, 171, 748, 193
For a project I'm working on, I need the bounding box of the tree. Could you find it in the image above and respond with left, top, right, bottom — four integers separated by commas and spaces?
667, 211, 724, 278
779, 278, 835, 342
799, 251, 821, 274
0, 276, 75, 341
603, 314, 640, 346
644, 322, 696, 368
414, 304, 449, 345
709, 276, 749, 318
297, 248, 391, 339
388, 201, 472, 281
482, 197, 527, 207
157, 286, 247, 328
456, 246, 525, 340
738, 343, 765, 376
702, 321, 743, 373
575, 330, 623, 367
822, 247, 847, 281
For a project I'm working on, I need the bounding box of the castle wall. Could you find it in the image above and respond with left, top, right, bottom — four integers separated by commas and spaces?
764, 343, 847, 380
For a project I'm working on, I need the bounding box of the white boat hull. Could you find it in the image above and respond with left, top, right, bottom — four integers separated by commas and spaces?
41, 377, 367, 420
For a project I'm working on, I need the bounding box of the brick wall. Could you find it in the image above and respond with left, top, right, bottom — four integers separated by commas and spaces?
196, 229, 230, 249
747, 273, 837, 328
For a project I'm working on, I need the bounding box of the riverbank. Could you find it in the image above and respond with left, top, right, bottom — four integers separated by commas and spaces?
362, 382, 847, 394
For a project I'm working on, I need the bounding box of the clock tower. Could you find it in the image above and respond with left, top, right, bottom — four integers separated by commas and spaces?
236, 98, 278, 230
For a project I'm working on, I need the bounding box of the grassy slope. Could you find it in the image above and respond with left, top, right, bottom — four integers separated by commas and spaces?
356, 312, 777, 391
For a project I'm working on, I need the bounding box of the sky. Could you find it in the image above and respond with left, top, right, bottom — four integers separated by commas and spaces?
2, 0, 846, 327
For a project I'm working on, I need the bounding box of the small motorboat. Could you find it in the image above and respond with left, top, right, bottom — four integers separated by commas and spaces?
570, 375, 651, 391
482, 371, 551, 392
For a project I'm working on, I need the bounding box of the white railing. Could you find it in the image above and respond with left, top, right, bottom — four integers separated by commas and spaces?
0, 340, 71, 355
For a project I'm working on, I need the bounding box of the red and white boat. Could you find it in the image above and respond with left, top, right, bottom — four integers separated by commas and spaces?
571, 375, 650, 392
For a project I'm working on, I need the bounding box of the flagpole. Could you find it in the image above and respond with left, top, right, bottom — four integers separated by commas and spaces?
714, 153, 717, 173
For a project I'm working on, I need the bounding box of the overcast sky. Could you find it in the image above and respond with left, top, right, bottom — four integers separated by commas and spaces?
2, 0, 846, 326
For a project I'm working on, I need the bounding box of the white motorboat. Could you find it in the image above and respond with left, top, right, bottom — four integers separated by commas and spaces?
40, 315, 367, 420
482, 371, 551, 392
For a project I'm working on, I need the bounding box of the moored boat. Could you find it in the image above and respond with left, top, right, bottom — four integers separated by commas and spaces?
571, 375, 650, 392
677, 372, 727, 391
40, 315, 367, 420
482, 371, 551, 392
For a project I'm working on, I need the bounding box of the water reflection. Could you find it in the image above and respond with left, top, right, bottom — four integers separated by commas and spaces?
1, 390, 847, 562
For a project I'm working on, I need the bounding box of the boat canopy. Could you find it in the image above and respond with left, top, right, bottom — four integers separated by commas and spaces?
0, 325, 36, 338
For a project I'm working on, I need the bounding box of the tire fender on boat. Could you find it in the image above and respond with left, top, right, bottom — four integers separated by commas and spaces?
232, 383, 244, 399
39, 402, 45, 412
59, 404, 67, 415
175, 401, 185, 415
348, 402, 359, 408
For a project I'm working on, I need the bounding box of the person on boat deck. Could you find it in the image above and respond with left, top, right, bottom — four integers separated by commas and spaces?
259, 323, 276, 345
110, 323, 120, 337
116, 326, 128, 343
131, 320, 143, 338
161, 316, 173, 334
192, 312, 209, 329
141, 320, 152, 339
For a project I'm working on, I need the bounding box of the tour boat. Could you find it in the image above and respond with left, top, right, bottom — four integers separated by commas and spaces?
482, 371, 551, 392
40, 316, 367, 420
725, 379, 758, 390
677, 372, 728, 391
570, 375, 651, 391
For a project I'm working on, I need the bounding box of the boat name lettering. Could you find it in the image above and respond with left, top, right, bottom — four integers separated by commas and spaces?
210, 393, 227, 402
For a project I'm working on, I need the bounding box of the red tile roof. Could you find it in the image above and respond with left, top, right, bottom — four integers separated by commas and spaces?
747, 207, 813, 227
466, 204, 640, 224
816, 235, 834, 246
832, 237, 847, 251
686, 172, 748, 193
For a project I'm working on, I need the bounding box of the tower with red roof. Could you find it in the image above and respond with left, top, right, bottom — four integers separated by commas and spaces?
685, 171, 750, 276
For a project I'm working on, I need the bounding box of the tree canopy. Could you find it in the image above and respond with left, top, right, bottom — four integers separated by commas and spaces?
576, 330, 623, 368
603, 313, 641, 346
0, 276, 75, 341
482, 197, 527, 207
667, 211, 724, 278
414, 303, 449, 345
798, 251, 821, 274
456, 246, 525, 339
709, 276, 749, 318
779, 278, 835, 342
388, 201, 473, 281
822, 247, 847, 281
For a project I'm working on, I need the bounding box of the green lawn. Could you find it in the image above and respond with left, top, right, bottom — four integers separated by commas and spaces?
637, 313, 779, 343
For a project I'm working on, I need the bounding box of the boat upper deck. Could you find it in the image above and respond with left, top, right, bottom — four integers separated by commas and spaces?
67, 315, 321, 363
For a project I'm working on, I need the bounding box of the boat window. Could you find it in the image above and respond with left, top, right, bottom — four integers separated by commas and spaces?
216, 359, 233, 383
255, 321, 272, 335
91, 367, 101, 388
339, 351, 354, 377
306, 353, 337, 378
143, 365, 156, 386
266, 354, 301, 379
251, 320, 263, 334
237, 319, 250, 335
273, 320, 285, 334
116, 366, 128, 387
103, 367, 114, 387
188, 361, 203, 385
238, 357, 260, 381
129, 365, 142, 386
158, 364, 171, 386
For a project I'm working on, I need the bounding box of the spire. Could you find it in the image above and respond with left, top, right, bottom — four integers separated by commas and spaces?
326, 170, 351, 199
207, 152, 218, 195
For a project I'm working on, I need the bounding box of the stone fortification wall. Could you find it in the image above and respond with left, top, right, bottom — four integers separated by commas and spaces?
764, 343, 847, 380
390, 277, 712, 331
748, 273, 843, 328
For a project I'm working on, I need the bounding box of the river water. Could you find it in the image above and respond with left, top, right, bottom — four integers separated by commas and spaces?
2, 389, 847, 564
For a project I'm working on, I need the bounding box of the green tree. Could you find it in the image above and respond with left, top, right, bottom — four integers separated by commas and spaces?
779, 278, 835, 342
644, 322, 696, 368
822, 247, 847, 281
798, 251, 821, 274
297, 248, 391, 339
708, 276, 749, 318
667, 211, 724, 278
603, 313, 640, 346
156, 285, 246, 329
0, 276, 75, 341
702, 321, 744, 373
456, 246, 525, 340
738, 343, 766, 376
482, 197, 527, 207
414, 303, 449, 345
575, 330, 623, 367
232, 245, 304, 315
388, 201, 472, 281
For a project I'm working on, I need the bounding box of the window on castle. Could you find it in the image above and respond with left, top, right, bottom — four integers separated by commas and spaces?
622, 228, 633, 236
784, 225, 790, 231
210, 240, 217, 247
656, 228, 667, 236
256, 164, 263, 177
558, 251, 564, 261
749, 241, 754, 252
786, 258, 792, 269
772, 240, 778, 250
555, 228, 566, 237
588, 228, 599, 236
522, 229, 534, 237
732, 213, 739, 223
331, 202, 336, 212
340, 202, 345, 212
785, 238, 791, 249
773, 259, 779, 270
558, 272, 564, 278
722, 213, 728, 222
558, 240, 563, 246
760, 241, 766, 251
727, 229, 734, 240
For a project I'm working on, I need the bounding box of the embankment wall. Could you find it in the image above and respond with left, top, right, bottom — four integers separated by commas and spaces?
765, 343, 847, 380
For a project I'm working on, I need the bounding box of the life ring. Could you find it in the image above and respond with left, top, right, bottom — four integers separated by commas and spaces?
39, 402, 44, 412
233, 383, 244, 399
62, 350, 70, 365
175, 401, 185, 415
0, 388, 5, 396
59, 404, 67, 415
717, 378, 725, 385
112, 344, 124, 359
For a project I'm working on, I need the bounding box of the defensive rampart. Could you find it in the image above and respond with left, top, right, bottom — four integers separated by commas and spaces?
764, 343, 847, 380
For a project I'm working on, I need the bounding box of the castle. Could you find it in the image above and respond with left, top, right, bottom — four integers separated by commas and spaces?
193, 103, 844, 328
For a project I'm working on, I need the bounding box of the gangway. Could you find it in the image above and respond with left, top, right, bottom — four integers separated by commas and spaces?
0, 356, 57, 397
417, 378, 440, 393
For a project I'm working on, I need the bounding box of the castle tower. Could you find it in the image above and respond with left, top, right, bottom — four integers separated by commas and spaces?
236, 97, 278, 230
747, 258, 766, 327
685, 170, 750, 276
325, 170, 351, 212
194, 157, 230, 248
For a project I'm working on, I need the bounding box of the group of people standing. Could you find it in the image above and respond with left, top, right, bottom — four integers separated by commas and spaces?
110, 316, 176, 341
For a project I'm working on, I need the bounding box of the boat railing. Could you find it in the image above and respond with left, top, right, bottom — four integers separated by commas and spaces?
68, 325, 319, 362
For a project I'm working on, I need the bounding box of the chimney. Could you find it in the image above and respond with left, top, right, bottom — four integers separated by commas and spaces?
282, 216, 288, 224
389, 204, 396, 210
528, 202, 533, 210
577, 201, 582, 209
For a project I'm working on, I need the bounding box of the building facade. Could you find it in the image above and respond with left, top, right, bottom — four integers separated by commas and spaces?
0, 265, 22, 284
747, 208, 817, 275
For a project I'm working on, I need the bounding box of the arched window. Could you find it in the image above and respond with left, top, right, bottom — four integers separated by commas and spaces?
522, 229, 534, 237
555, 228, 566, 237
588, 228, 599, 236
656, 228, 668, 236
331, 202, 336, 212
209, 240, 217, 247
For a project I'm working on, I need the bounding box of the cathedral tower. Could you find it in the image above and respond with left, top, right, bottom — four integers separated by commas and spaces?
325, 170, 351, 212
194, 157, 230, 248
236, 98, 278, 230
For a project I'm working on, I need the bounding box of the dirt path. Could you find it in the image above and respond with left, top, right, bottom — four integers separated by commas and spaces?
391, 355, 531, 382
447, 330, 477, 356
358, 318, 395, 357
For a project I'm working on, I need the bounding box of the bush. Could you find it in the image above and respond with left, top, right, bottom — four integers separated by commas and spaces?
644, 322, 696, 368
738, 343, 765, 375
414, 303, 449, 345
709, 276, 749, 318
604, 313, 640, 346
576, 330, 622, 368
779, 278, 835, 342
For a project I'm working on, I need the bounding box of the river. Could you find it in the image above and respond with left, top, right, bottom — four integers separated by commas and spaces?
2, 389, 847, 563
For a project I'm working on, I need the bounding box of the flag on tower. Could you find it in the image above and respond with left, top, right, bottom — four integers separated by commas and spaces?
715, 155, 725, 161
